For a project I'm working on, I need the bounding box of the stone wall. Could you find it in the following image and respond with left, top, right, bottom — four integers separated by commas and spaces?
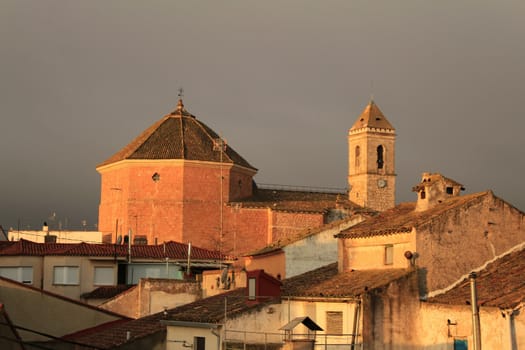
417, 193, 525, 293
99, 278, 201, 318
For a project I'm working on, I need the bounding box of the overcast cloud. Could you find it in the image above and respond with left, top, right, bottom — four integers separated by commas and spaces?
1, 1, 524, 230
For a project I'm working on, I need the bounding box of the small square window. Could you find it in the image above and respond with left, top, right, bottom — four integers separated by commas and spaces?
248, 277, 256, 300
384, 245, 394, 265
326, 311, 343, 335
446, 187, 454, 195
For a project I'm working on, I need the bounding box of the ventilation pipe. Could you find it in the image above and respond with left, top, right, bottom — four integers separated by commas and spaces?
350, 297, 362, 350
469, 272, 482, 350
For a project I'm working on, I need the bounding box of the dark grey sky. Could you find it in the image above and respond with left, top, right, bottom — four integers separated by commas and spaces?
1, 1, 524, 231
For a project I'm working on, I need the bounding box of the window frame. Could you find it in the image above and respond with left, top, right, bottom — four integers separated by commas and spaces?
0, 266, 33, 284
248, 277, 256, 300
53, 266, 80, 286
94, 266, 115, 286
326, 311, 343, 335
384, 245, 394, 265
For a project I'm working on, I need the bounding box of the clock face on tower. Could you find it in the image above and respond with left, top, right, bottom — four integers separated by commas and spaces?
377, 179, 387, 188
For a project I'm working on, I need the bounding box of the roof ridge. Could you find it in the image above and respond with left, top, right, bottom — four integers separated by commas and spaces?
194, 118, 234, 164
97, 115, 171, 168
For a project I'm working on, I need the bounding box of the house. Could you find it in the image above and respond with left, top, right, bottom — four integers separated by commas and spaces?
422, 243, 525, 349
335, 172, 525, 294
243, 214, 369, 280
94, 278, 202, 319
0, 239, 231, 302
95, 99, 396, 255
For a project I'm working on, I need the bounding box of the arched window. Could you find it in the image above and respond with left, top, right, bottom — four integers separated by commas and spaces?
377, 145, 384, 169
355, 146, 360, 169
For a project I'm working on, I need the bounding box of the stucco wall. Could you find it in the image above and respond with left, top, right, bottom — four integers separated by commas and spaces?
416, 193, 525, 293
244, 252, 285, 280
362, 272, 420, 350
42, 256, 116, 300
0, 278, 124, 342
417, 303, 511, 350
99, 278, 201, 318
166, 324, 221, 350
286, 217, 365, 278
339, 232, 415, 271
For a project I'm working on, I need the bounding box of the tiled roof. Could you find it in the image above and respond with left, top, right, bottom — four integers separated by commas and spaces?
350, 100, 395, 132
336, 191, 490, 239
97, 99, 256, 171
232, 188, 363, 214
427, 245, 525, 309
0, 240, 230, 261
64, 288, 270, 349
81, 285, 135, 300
282, 263, 411, 298
64, 264, 411, 348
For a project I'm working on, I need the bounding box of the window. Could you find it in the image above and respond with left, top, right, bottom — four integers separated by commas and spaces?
326, 311, 343, 335
53, 266, 79, 285
194, 337, 205, 350
446, 187, 454, 195
0, 267, 33, 284
377, 145, 384, 169
384, 245, 394, 265
355, 146, 360, 169
420, 191, 426, 199
248, 277, 256, 300
94, 267, 114, 286
454, 338, 468, 350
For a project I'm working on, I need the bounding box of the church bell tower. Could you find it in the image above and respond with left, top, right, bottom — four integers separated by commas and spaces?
348, 100, 396, 211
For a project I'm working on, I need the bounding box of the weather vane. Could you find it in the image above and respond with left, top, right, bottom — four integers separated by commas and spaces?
178, 87, 184, 99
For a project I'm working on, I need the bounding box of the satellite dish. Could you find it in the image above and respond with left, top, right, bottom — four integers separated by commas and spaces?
116, 235, 123, 245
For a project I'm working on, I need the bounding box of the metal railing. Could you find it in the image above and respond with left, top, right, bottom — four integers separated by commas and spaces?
224, 330, 360, 350
257, 183, 346, 194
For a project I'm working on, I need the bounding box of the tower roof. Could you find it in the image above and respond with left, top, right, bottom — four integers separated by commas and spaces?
350, 100, 395, 131
97, 100, 256, 170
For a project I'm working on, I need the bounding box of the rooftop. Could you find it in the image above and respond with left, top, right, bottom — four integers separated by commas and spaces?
350, 100, 395, 132
336, 191, 491, 239
282, 263, 411, 298
232, 187, 362, 214
97, 99, 255, 171
64, 264, 411, 348
0, 240, 230, 261
427, 244, 525, 309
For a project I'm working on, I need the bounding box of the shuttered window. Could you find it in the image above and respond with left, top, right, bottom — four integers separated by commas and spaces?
326, 311, 343, 335
53, 266, 79, 285
0, 266, 33, 284
94, 267, 114, 286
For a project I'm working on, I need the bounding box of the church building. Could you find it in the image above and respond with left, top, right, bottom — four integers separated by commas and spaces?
96, 99, 396, 255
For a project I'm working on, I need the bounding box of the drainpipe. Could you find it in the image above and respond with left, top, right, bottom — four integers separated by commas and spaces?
350, 298, 361, 350
469, 272, 482, 350
211, 326, 222, 350
128, 228, 132, 263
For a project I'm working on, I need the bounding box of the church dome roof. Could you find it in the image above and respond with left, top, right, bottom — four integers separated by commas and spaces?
97, 99, 256, 170
350, 100, 395, 131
